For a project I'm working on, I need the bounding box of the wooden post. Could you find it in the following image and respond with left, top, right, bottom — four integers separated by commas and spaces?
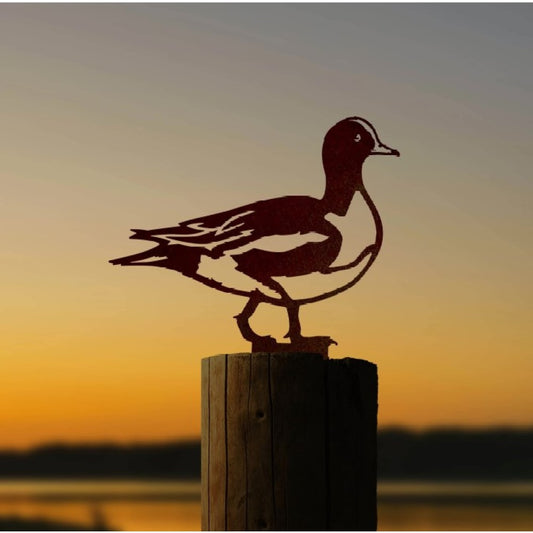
201, 353, 378, 531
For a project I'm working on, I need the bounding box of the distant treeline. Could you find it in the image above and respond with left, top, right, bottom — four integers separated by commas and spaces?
1, 428, 533, 480
0, 441, 200, 479
378, 427, 533, 480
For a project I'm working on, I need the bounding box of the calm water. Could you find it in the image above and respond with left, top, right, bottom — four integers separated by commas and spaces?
1, 480, 533, 530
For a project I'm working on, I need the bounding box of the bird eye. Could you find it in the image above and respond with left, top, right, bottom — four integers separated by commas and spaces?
354, 133, 361, 143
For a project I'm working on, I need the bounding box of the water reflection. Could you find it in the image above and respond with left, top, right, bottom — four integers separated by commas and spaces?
1, 480, 533, 531
0, 500, 200, 531
378, 501, 533, 531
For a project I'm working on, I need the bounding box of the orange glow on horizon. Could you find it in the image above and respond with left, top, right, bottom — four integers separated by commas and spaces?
1, 4, 532, 449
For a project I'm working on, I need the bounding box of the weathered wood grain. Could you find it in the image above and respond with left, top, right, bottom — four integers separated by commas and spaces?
208, 355, 227, 531
353, 360, 378, 530
246, 354, 275, 530
201, 358, 210, 531
202, 353, 377, 531
270, 353, 327, 530
328, 358, 377, 530
226, 354, 250, 530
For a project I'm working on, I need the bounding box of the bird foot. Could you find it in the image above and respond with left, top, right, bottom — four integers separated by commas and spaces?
251, 335, 281, 352
252, 335, 336, 359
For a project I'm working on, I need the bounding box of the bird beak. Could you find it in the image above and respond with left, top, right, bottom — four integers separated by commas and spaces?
370, 143, 400, 157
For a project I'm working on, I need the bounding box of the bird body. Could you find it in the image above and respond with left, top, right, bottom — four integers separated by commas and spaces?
110, 117, 399, 352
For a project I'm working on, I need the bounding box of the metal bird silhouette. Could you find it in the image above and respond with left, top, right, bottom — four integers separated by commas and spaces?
110, 117, 399, 357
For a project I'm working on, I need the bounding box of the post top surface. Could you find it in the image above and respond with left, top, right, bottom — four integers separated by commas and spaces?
203, 353, 377, 370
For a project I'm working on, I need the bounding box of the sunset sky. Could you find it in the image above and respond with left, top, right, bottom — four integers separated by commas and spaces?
1, 4, 532, 449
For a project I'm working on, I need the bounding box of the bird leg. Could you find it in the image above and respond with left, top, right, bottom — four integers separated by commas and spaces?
260, 279, 335, 350
234, 291, 276, 346
284, 302, 302, 341
284, 302, 337, 356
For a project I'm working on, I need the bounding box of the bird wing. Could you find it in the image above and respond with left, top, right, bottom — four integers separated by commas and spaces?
129, 205, 258, 253
129, 196, 334, 257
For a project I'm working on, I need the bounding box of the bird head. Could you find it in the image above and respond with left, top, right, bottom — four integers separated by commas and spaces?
322, 116, 400, 172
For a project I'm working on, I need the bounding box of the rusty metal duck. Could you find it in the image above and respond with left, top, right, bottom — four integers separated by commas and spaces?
110, 117, 399, 356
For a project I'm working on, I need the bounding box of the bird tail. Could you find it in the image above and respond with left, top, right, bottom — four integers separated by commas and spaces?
129, 229, 168, 245
110, 228, 171, 266
109, 245, 166, 266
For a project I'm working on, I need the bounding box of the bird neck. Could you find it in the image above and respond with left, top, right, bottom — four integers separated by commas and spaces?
321, 165, 363, 216
360, 185, 383, 250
